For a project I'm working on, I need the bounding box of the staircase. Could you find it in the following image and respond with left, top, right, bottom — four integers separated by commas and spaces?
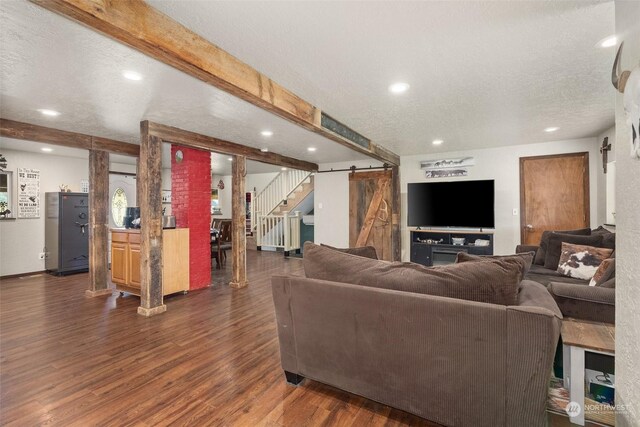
255, 169, 313, 254
271, 175, 314, 215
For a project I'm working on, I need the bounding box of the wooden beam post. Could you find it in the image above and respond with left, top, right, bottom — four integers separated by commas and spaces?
230, 155, 247, 288
146, 122, 318, 171
29, 0, 399, 166
86, 149, 111, 297
391, 166, 401, 262
0, 118, 139, 156
137, 122, 165, 316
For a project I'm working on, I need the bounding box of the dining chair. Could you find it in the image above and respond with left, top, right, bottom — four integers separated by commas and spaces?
216, 220, 233, 267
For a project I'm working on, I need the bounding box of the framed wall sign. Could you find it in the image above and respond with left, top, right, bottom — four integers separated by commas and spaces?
17, 167, 40, 218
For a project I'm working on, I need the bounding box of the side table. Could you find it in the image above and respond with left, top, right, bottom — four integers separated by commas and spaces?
561, 318, 615, 426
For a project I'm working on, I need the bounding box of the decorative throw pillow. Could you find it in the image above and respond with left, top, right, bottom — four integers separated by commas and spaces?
455, 252, 535, 278
534, 228, 591, 266
543, 233, 604, 270
556, 243, 613, 281
304, 242, 526, 306
591, 226, 612, 236
320, 243, 378, 259
589, 258, 616, 286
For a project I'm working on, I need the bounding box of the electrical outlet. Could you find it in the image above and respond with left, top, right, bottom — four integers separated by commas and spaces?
38, 252, 45, 259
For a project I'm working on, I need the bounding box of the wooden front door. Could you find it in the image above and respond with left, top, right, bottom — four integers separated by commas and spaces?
349, 171, 393, 261
520, 152, 590, 245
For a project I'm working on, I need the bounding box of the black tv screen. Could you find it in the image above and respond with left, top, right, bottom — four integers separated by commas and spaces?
407, 180, 495, 228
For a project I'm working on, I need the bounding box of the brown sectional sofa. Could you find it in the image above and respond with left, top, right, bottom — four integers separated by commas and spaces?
516, 226, 615, 324
271, 243, 562, 427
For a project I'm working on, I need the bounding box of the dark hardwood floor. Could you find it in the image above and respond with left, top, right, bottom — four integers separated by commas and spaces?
0, 251, 438, 426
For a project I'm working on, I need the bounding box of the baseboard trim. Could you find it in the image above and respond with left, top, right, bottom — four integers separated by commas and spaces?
0, 270, 47, 280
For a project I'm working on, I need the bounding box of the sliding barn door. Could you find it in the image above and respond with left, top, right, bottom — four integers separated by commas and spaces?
520, 152, 590, 245
349, 171, 393, 261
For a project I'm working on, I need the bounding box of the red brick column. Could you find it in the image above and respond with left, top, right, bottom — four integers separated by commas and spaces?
171, 146, 211, 290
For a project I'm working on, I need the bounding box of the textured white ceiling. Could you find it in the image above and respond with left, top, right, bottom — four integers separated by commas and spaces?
149, 0, 616, 154
0, 1, 369, 165
1, 0, 616, 162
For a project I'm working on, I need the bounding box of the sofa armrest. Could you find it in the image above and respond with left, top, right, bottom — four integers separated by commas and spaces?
548, 282, 615, 324
516, 244, 539, 255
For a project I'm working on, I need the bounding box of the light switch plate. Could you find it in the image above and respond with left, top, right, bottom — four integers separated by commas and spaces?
513, 208, 518, 216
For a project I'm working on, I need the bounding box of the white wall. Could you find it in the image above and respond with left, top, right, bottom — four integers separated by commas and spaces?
161, 167, 172, 216
0, 149, 89, 276
0, 148, 139, 276
314, 160, 386, 247
401, 138, 602, 258
614, 1, 640, 424
313, 139, 602, 258
596, 126, 616, 225
211, 172, 279, 218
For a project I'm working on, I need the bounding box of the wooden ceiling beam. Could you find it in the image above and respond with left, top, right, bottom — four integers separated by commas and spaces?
146, 121, 318, 172
0, 118, 140, 156
30, 0, 400, 166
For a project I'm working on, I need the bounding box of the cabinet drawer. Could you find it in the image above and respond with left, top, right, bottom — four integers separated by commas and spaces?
128, 233, 141, 244
112, 232, 129, 243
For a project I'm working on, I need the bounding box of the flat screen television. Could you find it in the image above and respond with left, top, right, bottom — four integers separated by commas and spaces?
407, 180, 495, 228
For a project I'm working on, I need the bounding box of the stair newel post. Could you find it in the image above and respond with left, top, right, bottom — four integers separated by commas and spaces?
256, 213, 262, 249
283, 211, 290, 256
294, 211, 302, 251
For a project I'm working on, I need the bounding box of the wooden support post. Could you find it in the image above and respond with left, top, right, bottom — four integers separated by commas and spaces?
135, 157, 140, 207
86, 149, 111, 297
391, 165, 401, 262
137, 122, 165, 316
230, 155, 247, 288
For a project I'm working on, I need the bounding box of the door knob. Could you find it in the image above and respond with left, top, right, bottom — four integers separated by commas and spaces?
525, 224, 534, 231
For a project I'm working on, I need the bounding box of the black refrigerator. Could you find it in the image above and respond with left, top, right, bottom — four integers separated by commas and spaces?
45, 192, 89, 275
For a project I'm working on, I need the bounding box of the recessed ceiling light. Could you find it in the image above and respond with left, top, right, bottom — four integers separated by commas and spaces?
41, 147, 53, 152
227, 157, 233, 161
123, 70, 143, 81
261, 130, 273, 137
544, 127, 559, 133
307, 147, 316, 152
432, 139, 444, 145
389, 82, 410, 94
260, 148, 269, 152
598, 35, 617, 48
38, 109, 60, 117
281, 167, 287, 171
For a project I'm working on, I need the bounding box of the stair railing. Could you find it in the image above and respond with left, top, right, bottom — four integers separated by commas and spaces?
255, 169, 311, 218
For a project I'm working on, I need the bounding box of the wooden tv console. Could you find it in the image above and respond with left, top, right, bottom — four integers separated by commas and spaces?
410, 229, 494, 267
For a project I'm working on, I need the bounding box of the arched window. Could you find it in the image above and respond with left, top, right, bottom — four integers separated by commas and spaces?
111, 188, 128, 227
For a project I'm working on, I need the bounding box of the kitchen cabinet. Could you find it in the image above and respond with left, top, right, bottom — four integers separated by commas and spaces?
110, 228, 189, 296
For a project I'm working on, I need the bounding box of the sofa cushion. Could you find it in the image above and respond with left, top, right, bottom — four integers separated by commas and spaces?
556, 243, 613, 281
543, 233, 603, 270
303, 242, 526, 306
455, 252, 535, 276
534, 228, 591, 266
600, 233, 616, 250
320, 243, 378, 259
518, 280, 562, 319
548, 282, 615, 323
591, 226, 612, 236
589, 258, 615, 286
600, 278, 616, 288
